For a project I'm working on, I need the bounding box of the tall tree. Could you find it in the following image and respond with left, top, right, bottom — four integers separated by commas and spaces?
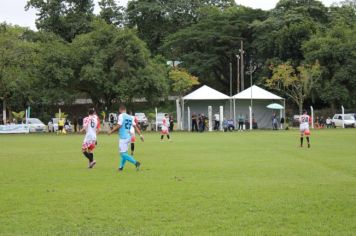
162, 6, 267, 92
266, 62, 321, 114
126, 0, 235, 53
0, 24, 39, 123
71, 19, 169, 109
26, 0, 94, 41
98, 0, 125, 26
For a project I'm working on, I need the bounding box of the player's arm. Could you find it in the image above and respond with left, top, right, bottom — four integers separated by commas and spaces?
133, 122, 144, 142
80, 118, 88, 133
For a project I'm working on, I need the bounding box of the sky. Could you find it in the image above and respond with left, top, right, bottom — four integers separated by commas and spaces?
0, 0, 341, 30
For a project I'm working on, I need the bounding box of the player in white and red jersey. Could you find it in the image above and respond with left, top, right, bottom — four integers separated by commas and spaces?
129, 112, 140, 156
299, 110, 312, 148
160, 113, 170, 141
80, 108, 101, 168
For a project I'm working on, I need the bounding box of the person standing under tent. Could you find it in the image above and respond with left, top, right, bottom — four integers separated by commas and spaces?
214, 113, 220, 130
191, 113, 198, 132
238, 114, 244, 131
169, 114, 174, 132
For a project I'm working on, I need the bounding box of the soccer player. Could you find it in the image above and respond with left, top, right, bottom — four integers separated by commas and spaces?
108, 105, 144, 172
80, 108, 100, 168
299, 110, 312, 148
160, 113, 170, 141
129, 112, 140, 156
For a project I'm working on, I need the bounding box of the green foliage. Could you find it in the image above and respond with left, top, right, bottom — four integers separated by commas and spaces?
266, 62, 321, 113
11, 111, 26, 122
26, 0, 95, 41
98, 0, 124, 26
55, 112, 68, 118
169, 68, 200, 96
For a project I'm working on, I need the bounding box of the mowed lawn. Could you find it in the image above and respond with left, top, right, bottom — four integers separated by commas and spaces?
0, 130, 355, 235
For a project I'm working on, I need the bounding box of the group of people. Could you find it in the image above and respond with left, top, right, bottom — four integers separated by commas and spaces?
314, 116, 333, 129
81, 105, 144, 171
80, 106, 173, 171
191, 113, 207, 132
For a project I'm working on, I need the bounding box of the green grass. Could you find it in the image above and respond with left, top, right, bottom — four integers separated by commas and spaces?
0, 130, 355, 235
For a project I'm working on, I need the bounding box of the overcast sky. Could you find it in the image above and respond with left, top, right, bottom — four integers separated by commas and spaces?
0, 0, 341, 30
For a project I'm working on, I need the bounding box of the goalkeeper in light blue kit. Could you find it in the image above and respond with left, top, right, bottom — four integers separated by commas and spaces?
108, 105, 144, 171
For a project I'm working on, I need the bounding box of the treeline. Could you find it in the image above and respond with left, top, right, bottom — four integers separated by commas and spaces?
0, 0, 355, 117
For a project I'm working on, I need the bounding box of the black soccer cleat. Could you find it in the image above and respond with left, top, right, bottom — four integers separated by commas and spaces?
308, 143, 310, 148
118, 167, 123, 172
135, 161, 141, 171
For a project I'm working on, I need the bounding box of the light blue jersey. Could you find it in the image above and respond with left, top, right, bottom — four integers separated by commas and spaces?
118, 113, 133, 139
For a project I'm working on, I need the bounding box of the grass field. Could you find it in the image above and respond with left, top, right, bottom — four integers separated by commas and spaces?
0, 129, 355, 235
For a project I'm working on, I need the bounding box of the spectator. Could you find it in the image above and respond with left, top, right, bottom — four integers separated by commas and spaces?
169, 114, 174, 132
58, 118, 65, 134
223, 118, 228, 132
214, 113, 220, 131
326, 117, 332, 128
73, 116, 78, 132
238, 114, 244, 131
280, 117, 285, 130
227, 119, 235, 131
77, 116, 83, 131
198, 114, 204, 132
315, 116, 320, 129
319, 116, 325, 128
272, 113, 278, 130
64, 119, 70, 132
191, 113, 198, 132
109, 114, 115, 130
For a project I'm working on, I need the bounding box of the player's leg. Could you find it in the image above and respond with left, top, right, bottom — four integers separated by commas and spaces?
88, 142, 97, 168
119, 139, 140, 171
300, 131, 304, 147
131, 143, 135, 156
306, 130, 311, 148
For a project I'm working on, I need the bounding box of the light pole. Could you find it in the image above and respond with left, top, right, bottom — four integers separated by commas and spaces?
236, 55, 240, 94
239, 41, 245, 91
246, 60, 257, 130
229, 61, 233, 119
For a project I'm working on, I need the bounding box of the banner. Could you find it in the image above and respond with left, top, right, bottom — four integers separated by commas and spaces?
0, 124, 30, 134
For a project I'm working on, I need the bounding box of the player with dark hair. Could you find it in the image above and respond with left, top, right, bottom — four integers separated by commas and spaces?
160, 113, 170, 141
299, 110, 312, 148
129, 111, 140, 156
80, 108, 100, 168
108, 105, 144, 171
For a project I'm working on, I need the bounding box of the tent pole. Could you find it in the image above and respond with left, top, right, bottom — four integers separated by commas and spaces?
283, 99, 286, 129
182, 99, 185, 131
233, 98, 236, 128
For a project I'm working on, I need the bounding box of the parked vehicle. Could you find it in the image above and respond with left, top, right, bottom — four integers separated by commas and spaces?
152, 113, 166, 131
134, 112, 149, 131
48, 118, 73, 132
332, 114, 356, 128
27, 118, 46, 133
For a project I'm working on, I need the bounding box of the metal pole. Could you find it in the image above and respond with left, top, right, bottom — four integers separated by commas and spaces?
236, 55, 240, 94
240, 41, 245, 91
310, 106, 314, 129
250, 60, 253, 130
229, 62, 233, 118
341, 105, 345, 128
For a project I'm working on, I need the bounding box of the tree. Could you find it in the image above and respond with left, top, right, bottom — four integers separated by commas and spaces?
26, 0, 94, 41
162, 6, 267, 91
98, 0, 124, 26
266, 62, 321, 114
71, 19, 169, 110
169, 68, 200, 97
126, 0, 236, 53
0, 24, 39, 123
303, 21, 356, 108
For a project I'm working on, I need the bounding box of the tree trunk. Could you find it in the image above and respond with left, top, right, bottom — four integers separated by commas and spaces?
2, 99, 6, 124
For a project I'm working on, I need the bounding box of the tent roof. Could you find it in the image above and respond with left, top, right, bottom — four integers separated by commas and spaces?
233, 85, 283, 100
183, 85, 230, 100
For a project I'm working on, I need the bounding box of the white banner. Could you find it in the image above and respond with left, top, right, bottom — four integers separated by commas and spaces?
0, 124, 30, 134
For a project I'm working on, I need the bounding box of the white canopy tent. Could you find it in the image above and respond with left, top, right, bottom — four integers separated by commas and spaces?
176, 85, 230, 130
233, 85, 285, 129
